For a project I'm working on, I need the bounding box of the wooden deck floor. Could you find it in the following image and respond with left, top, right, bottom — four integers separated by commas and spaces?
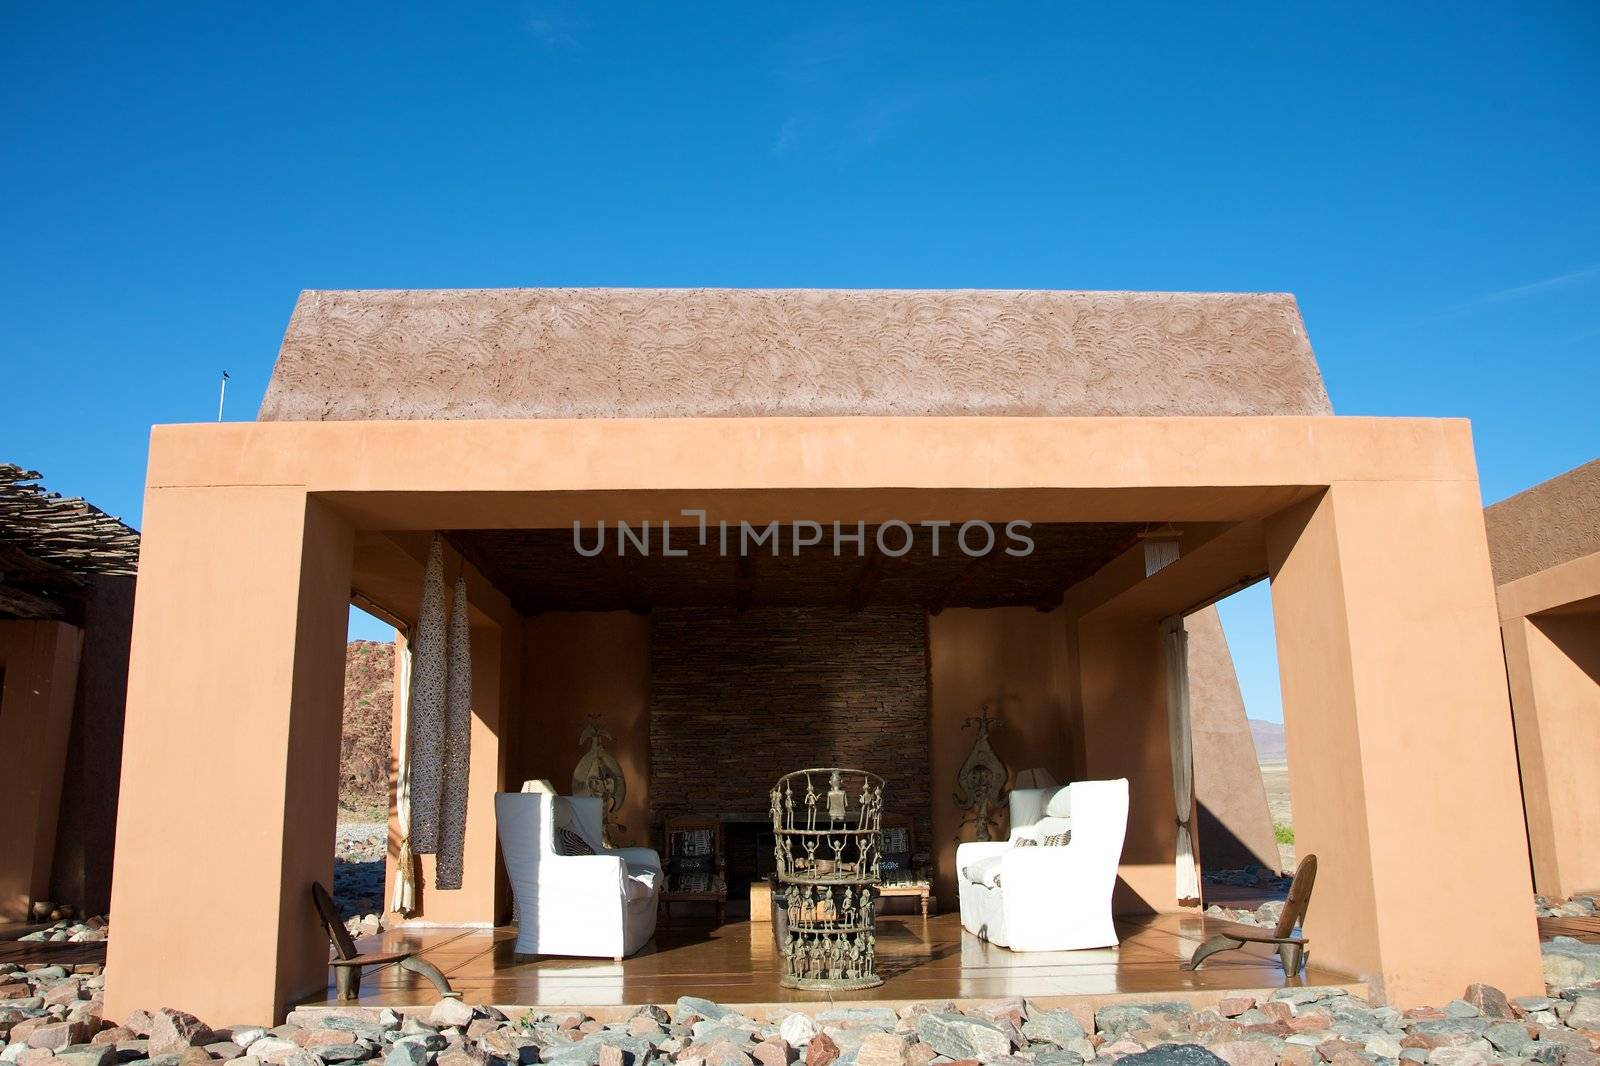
300, 912, 1363, 1015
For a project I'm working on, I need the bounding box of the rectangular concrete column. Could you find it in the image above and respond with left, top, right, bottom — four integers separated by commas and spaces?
106, 487, 352, 1025
1073, 617, 1180, 914
1266, 483, 1544, 1007
0, 620, 83, 920
1503, 611, 1600, 899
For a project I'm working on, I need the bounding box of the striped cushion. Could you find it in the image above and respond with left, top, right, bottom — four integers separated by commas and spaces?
556, 827, 596, 856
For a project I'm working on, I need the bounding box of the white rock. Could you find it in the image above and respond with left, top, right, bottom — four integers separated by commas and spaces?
779, 1014, 818, 1048
234, 1027, 269, 1049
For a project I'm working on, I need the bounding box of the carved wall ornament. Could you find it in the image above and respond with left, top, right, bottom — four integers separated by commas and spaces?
953, 702, 1009, 843
573, 715, 627, 844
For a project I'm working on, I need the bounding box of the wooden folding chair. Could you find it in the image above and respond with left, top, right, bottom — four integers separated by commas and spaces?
1185, 854, 1317, 976
312, 882, 458, 1001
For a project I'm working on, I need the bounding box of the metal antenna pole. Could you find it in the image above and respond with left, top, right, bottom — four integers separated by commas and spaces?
217, 370, 230, 422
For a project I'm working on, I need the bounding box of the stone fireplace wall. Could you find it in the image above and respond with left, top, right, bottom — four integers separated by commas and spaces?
649, 606, 931, 848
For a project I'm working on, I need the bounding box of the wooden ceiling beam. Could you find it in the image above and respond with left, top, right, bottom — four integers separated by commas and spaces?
928, 550, 997, 616
735, 552, 755, 612
847, 544, 884, 612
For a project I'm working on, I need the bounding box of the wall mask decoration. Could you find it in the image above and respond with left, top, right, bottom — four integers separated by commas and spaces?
573, 715, 626, 844
953, 702, 1009, 842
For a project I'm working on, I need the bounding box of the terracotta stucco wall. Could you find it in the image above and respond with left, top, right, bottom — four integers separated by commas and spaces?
1486, 458, 1600, 899
49, 573, 136, 917
107, 415, 1544, 1018
0, 620, 83, 920
1187, 605, 1281, 871
1503, 608, 1600, 897
514, 613, 652, 850
927, 608, 1074, 910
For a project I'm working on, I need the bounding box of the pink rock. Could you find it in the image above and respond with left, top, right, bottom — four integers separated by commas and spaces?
122, 1010, 155, 1037
301, 1029, 358, 1047
1100, 1039, 1145, 1059
148, 1008, 214, 1056
27, 1020, 94, 1050
43, 979, 85, 1006
1216, 997, 1255, 1018
1258, 1001, 1293, 1023
905, 1044, 937, 1066
1208, 1040, 1276, 1066
1463, 984, 1514, 1020
805, 1032, 840, 1066
752, 1037, 794, 1066
15, 1049, 56, 1066
598, 1045, 626, 1066
855, 1033, 912, 1066
627, 1015, 665, 1039
92, 1026, 135, 1045
0, 981, 32, 999
1278, 1045, 1316, 1066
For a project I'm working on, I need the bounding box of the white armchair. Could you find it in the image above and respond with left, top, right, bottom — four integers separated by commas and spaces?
495, 792, 661, 960
956, 778, 1129, 951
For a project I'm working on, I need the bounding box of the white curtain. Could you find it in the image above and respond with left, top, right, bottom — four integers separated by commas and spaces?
1164, 617, 1200, 902
390, 632, 417, 915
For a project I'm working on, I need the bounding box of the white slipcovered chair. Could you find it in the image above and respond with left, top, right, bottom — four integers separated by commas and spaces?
495, 792, 661, 960
956, 777, 1129, 951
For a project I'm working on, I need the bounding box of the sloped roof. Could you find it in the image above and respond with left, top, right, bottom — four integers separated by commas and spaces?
1484, 458, 1600, 585
0, 464, 140, 620
258, 288, 1331, 421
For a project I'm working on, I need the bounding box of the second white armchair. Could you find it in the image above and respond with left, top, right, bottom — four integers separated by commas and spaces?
956, 777, 1129, 951
496, 792, 662, 960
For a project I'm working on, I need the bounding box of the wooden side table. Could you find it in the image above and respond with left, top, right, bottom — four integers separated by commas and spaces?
878, 882, 935, 918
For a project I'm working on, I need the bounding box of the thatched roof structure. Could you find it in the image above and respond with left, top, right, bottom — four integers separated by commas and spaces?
258, 288, 1331, 421
0, 464, 140, 621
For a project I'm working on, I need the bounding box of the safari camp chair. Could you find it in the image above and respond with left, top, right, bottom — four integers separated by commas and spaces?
1185, 854, 1317, 976
312, 882, 458, 1001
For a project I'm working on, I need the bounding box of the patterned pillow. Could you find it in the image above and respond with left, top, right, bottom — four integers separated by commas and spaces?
1042, 831, 1071, 847
1013, 836, 1039, 847
556, 827, 596, 856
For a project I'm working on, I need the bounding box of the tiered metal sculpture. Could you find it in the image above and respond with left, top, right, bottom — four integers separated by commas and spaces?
770, 768, 884, 990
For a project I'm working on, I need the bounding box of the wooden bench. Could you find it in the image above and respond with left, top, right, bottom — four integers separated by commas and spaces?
312, 882, 458, 1002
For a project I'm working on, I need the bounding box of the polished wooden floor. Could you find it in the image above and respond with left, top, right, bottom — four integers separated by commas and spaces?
300, 912, 1363, 1014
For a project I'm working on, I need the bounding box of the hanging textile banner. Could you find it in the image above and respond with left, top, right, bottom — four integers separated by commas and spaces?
437, 573, 473, 889
390, 631, 417, 915
408, 534, 448, 855
1164, 617, 1201, 902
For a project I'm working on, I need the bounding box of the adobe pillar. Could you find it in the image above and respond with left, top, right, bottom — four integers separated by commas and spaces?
1266, 482, 1543, 1006
106, 487, 352, 1024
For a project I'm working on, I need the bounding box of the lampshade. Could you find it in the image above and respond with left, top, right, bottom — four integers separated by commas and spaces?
1014, 767, 1058, 789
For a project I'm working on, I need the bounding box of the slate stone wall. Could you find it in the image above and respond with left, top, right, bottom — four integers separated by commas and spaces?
649, 606, 931, 850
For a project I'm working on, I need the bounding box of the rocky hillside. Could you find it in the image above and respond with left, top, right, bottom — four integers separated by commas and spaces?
341, 640, 394, 817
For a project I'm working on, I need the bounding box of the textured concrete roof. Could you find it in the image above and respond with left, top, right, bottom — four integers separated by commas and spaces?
258, 288, 1331, 421
1484, 458, 1600, 585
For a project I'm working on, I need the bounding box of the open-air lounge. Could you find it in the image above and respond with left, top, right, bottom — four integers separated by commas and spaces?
103, 288, 1545, 1025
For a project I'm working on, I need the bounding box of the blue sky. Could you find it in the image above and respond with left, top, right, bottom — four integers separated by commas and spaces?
3, 4, 1596, 721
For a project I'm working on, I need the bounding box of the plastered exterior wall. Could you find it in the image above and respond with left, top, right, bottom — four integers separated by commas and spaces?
1487, 459, 1600, 899
514, 612, 652, 850
1187, 605, 1281, 871
927, 608, 1074, 909
108, 415, 1543, 1018
1505, 610, 1600, 897
0, 620, 83, 920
